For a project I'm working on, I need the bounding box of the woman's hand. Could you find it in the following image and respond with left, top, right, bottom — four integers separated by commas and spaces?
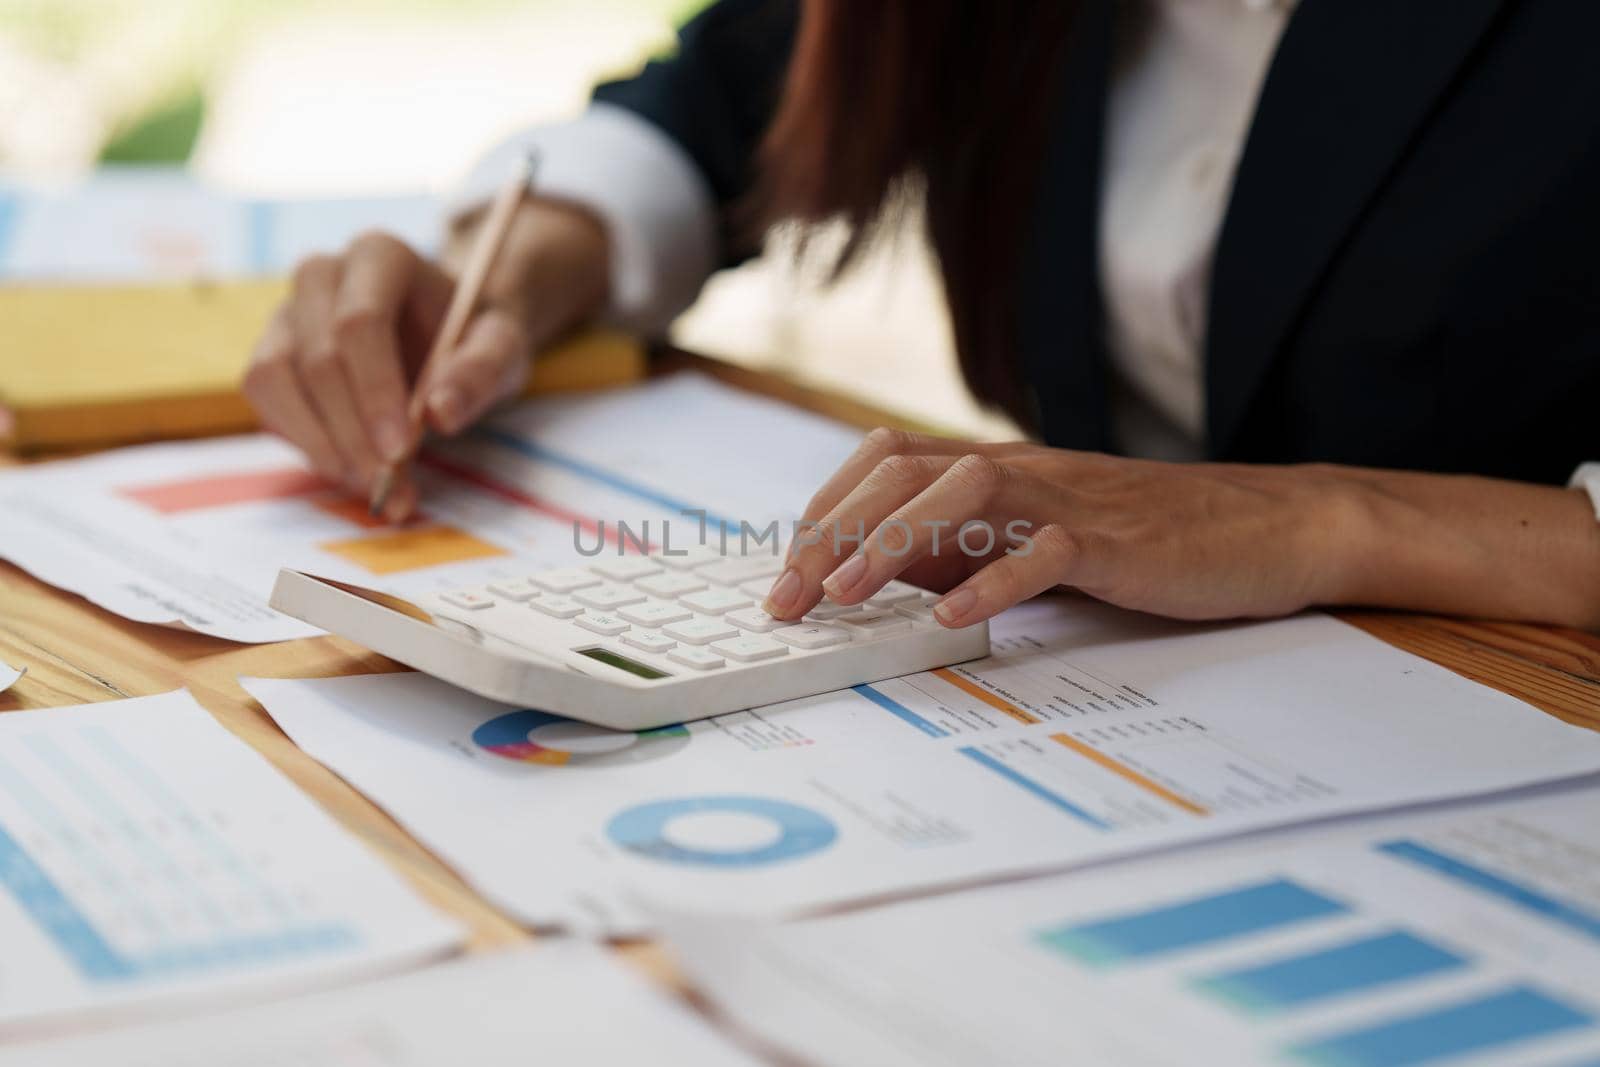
243, 198, 609, 521
763, 428, 1600, 631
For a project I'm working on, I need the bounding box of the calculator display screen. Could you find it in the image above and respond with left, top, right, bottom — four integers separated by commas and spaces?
576, 647, 671, 680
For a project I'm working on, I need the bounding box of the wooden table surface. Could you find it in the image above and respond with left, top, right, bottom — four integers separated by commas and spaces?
2, 350, 1598, 995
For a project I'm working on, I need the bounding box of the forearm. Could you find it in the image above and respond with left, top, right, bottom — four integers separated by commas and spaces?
1332, 467, 1600, 630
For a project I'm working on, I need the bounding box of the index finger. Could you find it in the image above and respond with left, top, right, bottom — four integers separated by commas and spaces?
793, 428, 1037, 553
333, 232, 421, 464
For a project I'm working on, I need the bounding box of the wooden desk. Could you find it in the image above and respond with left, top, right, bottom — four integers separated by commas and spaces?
2, 350, 1598, 991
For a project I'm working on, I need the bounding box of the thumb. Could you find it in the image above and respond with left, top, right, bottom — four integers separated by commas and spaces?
423, 308, 532, 435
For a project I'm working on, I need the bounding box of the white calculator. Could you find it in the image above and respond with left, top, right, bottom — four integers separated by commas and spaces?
269, 549, 989, 732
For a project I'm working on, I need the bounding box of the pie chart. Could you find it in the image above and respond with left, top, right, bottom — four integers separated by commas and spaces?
605, 795, 838, 867
471, 709, 690, 767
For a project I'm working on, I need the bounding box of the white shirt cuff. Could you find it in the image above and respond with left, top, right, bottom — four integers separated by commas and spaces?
1569, 462, 1600, 522
449, 102, 719, 336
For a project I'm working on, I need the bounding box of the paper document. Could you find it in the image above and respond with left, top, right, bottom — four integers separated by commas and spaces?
0, 942, 764, 1067
0, 169, 438, 281
0, 691, 462, 1032
243, 597, 1600, 934
0, 661, 21, 694
0, 374, 863, 642
667, 784, 1600, 1067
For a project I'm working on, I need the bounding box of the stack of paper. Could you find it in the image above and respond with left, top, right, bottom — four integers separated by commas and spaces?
664, 786, 1600, 1067
0, 691, 462, 1034
242, 596, 1600, 935
0, 943, 764, 1067
0, 374, 860, 641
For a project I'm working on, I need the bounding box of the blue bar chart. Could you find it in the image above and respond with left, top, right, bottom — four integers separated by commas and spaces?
1026, 828, 1600, 1066
1037, 878, 1348, 965
1287, 986, 1593, 1067
1194, 931, 1468, 1014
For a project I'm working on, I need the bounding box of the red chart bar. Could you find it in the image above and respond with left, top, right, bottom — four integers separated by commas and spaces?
120, 468, 330, 514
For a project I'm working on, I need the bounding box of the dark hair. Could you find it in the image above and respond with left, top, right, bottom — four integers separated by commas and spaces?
758, 1, 1081, 428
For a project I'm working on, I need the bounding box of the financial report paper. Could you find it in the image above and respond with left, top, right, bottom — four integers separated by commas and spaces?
0, 661, 21, 694
242, 598, 1600, 935
0, 691, 462, 1032
665, 785, 1600, 1067
0, 942, 764, 1067
0, 374, 862, 642
0, 170, 438, 281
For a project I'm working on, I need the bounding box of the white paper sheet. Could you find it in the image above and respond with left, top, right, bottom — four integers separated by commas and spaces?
0, 374, 863, 642
241, 597, 1600, 935
0, 169, 439, 281
0, 691, 463, 1034
0, 661, 21, 694
0, 942, 764, 1067
666, 784, 1600, 1067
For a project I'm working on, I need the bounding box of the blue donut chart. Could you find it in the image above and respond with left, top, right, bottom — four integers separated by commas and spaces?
605, 795, 839, 867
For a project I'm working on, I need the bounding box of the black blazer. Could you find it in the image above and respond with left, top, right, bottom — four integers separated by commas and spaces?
595, 0, 1599, 485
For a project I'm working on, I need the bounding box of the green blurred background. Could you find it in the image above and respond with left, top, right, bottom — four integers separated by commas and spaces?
0, 0, 699, 172
0, 0, 1006, 438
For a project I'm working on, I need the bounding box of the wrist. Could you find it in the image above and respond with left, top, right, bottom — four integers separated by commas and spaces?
1310, 467, 1600, 628
1302, 467, 1397, 608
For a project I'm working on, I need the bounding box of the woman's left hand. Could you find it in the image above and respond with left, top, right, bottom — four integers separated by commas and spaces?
762, 428, 1372, 628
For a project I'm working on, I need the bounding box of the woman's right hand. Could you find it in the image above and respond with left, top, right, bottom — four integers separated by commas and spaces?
243, 197, 610, 522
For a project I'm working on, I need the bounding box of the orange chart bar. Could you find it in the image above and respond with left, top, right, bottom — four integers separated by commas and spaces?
1049, 733, 1210, 816
320, 525, 507, 576
931, 668, 1040, 725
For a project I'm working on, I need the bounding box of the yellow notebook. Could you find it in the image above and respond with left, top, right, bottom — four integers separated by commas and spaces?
0, 280, 645, 452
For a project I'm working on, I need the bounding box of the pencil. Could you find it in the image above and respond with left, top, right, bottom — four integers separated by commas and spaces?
369, 152, 539, 517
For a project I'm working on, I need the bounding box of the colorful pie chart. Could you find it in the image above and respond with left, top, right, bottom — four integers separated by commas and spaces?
471, 709, 690, 767
606, 795, 838, 867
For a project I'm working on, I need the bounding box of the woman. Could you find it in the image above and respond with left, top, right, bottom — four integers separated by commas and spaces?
244, 0, 1600, 632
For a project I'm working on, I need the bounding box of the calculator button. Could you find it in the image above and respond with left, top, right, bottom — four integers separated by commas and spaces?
441, 590, 494, 610
773, 624, 852, 650
663, 618, 740, 645
864, 580, 922, 607
893, 603, 942, 627
699, 557, 784, 586
680, 588, 752, 615
622, 631, 677, 654
635, 572, 709, 599
532, 568, 603, 594
574, 584, 648, 610
710, 635, 789, 663
575, 613, 630, 636
804, 599, 853, 620
836, 611, 912, 637
668, 646, 725, 670
618, 600, 694, 627
530, 595, 585, 619
725, 607, 784, 633
486, 579, 540, 602
590, 556, 664, 581
649, 544, 723, 570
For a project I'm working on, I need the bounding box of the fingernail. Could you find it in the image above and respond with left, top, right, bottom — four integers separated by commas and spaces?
430, 385, 463, 432
822, 554, 868, 600
376, 418, 408, 463
933, 587, 978, 626
763, 568, 802, 617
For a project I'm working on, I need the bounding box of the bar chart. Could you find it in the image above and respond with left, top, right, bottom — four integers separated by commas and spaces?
1028, 821, 1600, 1067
